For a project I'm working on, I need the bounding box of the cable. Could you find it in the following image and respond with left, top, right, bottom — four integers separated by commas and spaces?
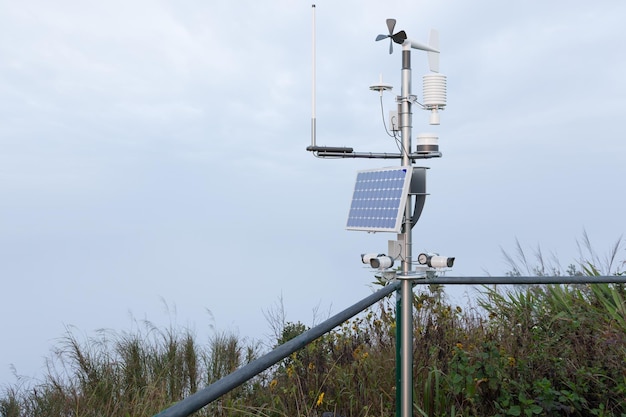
378, 95, 410, 158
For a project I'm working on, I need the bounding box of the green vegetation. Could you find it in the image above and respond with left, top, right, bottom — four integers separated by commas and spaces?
2, 236, 625, 416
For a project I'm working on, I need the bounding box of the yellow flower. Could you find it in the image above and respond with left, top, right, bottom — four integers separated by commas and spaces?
316, 392, 325, 407
508, 356, 516, 367
308, 362, 315, 371
269, 379, 278, 390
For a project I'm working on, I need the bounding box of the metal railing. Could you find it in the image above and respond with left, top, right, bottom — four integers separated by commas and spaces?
154, 280, 401, 417
410, 275, 626, 285
154, 274, 626, 417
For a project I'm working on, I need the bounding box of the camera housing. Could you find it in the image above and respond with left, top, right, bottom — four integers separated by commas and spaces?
417, 253, 455, 268
370, 256, 394, 269
361, 253, 395, 269
361, 253, 384, 264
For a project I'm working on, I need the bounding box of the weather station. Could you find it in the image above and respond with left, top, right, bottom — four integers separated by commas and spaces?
152, 7, 626, 417
307, 6, 452, 417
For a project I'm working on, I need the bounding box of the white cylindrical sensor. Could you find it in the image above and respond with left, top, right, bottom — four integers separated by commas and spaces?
416, 133, 439, 154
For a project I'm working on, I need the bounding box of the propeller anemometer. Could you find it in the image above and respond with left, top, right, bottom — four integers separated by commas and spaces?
375, 19, 407, 54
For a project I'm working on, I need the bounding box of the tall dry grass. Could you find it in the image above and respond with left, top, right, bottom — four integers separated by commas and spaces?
0, 320, 261, 417
1, 234, 625, 416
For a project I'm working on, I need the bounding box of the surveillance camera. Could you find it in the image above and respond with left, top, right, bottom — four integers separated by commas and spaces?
370, 256, 394, 269
418, 253, 455, 268
429, 256, 455, 268
361, 253, 384, 264
361, 253, 394, 269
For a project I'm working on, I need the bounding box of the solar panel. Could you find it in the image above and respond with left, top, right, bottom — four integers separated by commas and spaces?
346, 166, 413, 232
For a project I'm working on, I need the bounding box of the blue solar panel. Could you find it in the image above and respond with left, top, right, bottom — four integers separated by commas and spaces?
346, 166, 413, 232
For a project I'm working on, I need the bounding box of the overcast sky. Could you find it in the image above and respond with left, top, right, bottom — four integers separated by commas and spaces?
1, 0, 625, 385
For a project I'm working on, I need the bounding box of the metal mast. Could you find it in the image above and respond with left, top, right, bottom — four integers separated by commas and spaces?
308, 10, 442, 417
399, 42, 414, 417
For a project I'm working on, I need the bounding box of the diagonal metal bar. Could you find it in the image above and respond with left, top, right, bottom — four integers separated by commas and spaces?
154, 280, 401, 417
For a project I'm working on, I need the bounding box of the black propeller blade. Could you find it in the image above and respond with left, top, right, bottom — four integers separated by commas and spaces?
375, 19, 407, 54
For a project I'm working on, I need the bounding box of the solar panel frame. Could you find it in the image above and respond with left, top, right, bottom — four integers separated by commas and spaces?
346, 166, 413, 233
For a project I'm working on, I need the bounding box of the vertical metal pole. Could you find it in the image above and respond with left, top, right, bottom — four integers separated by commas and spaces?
399, 44, 414, 417
395, 291, 402, 417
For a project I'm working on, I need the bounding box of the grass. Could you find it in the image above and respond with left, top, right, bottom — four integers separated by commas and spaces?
1, 235, 625, 416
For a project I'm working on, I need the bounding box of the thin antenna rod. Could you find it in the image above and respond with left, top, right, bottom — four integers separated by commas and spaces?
311, 4, 317, 147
